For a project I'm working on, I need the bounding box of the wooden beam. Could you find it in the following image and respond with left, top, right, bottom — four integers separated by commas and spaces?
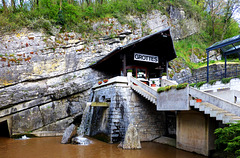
91, 102, 109, 107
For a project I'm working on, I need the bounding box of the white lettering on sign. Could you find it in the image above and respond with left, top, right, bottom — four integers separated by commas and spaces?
134, 53, 159, 63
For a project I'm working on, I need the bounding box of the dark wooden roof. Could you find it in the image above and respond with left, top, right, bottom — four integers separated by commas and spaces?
90, 27, 176, 71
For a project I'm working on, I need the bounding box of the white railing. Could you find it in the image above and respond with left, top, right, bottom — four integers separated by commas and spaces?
129, 76, 158, 98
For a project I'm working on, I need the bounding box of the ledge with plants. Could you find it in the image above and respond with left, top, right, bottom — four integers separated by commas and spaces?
190, 75, 240, 89
157, 83, 188, 93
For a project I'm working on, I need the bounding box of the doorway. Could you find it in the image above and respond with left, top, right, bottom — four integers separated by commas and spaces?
0, 120, 10, 137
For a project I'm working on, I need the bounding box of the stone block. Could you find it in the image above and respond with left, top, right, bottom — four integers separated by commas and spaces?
12, 106, 44, 134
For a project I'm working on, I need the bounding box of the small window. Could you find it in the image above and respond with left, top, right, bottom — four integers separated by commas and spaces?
137, 68, 146, 79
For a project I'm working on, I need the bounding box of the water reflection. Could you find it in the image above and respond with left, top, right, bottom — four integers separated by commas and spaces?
0, 137, 206, 158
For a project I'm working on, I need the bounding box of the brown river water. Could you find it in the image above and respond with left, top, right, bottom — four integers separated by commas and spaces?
0, 136, 206, 158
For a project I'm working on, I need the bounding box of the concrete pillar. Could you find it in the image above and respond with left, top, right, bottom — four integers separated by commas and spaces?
176, 111, 212, 156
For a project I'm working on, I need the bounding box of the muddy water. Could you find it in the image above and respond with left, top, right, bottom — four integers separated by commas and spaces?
0, 137, 206, 158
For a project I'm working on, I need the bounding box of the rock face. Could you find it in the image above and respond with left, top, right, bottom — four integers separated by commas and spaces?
0, 7, 200, 136
61, 124, 78, 144
122, 124, 141, 149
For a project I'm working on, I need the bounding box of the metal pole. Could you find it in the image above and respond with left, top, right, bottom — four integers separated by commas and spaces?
225, 55, 227, 78
207, 51, 209, 82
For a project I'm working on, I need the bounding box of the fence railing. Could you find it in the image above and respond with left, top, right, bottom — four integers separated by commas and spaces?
179, 66, 240, 84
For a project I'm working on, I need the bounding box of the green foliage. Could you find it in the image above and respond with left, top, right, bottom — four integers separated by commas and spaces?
221, 77, 233, 84
215, 122, 240, 158
127, 69, 133, 72
157, 87, 165, 93
196, 81, 206, 89
161, 72, 167, 76
189, 83, 196, 87
209, 79, 218, 85
170, 85, 177, 89
157, 84, 185, 93
176, 83, 188, 90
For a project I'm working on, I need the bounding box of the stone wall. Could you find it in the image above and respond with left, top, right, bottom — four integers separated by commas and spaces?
175, 63, 240, 84
91, 79, 166, 143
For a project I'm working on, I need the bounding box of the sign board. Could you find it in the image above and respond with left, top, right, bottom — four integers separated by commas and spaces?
134, 53, 159, 63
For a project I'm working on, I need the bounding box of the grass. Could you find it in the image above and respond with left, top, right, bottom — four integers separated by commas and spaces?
0, 0, 184, 34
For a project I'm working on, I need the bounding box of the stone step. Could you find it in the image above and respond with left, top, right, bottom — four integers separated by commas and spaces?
190, 100, 240, 124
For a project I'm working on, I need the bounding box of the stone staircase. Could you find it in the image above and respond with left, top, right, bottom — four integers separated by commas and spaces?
190, 100, 240, 124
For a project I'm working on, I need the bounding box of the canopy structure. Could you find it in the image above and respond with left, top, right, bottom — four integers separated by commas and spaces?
91, 27, 176, 78
206, 35, 240, 82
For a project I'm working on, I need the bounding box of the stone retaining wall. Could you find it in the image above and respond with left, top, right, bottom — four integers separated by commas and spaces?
91, 78, 166, 143
176, 63, 240, 84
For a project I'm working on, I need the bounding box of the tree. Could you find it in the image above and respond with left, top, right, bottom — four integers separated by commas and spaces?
215, 122, 240, 158
2, 0, 8, 12
205, 0, 240, 42
11, 0, 16, 11
220, 0, 240, 40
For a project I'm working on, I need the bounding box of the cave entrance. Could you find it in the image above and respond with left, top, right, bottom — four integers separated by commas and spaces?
0, 120, 10, 137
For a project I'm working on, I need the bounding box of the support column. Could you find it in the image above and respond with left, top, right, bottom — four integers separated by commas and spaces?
224, 54, 227, 78
207, 51, 209, 82
166, 61, 168, 79
123, 53, 126, 76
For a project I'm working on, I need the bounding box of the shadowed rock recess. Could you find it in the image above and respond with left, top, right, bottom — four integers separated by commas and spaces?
0, 9, 199, 137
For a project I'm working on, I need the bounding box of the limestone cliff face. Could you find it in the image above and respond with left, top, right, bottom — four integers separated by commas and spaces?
0, 8, 199, 136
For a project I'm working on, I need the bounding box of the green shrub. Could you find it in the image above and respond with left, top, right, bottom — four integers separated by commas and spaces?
221, 77, 233, 84
161, 72, 167, 76
215, 121, 240, 158
209, 79, 218, 85
170, 85, 177, 89
157, 87, 165, 93
127, 69, 133, 72
189, 83, 196, 87
196, 81, 207, 89
176, 83, 188, 90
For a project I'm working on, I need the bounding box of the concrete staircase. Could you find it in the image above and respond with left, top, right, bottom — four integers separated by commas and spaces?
129, 76, 158, 105
189, 87, 240, 124
190, 101, 240, 124
128, 76, 240, 124
131, 84, 157, 105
